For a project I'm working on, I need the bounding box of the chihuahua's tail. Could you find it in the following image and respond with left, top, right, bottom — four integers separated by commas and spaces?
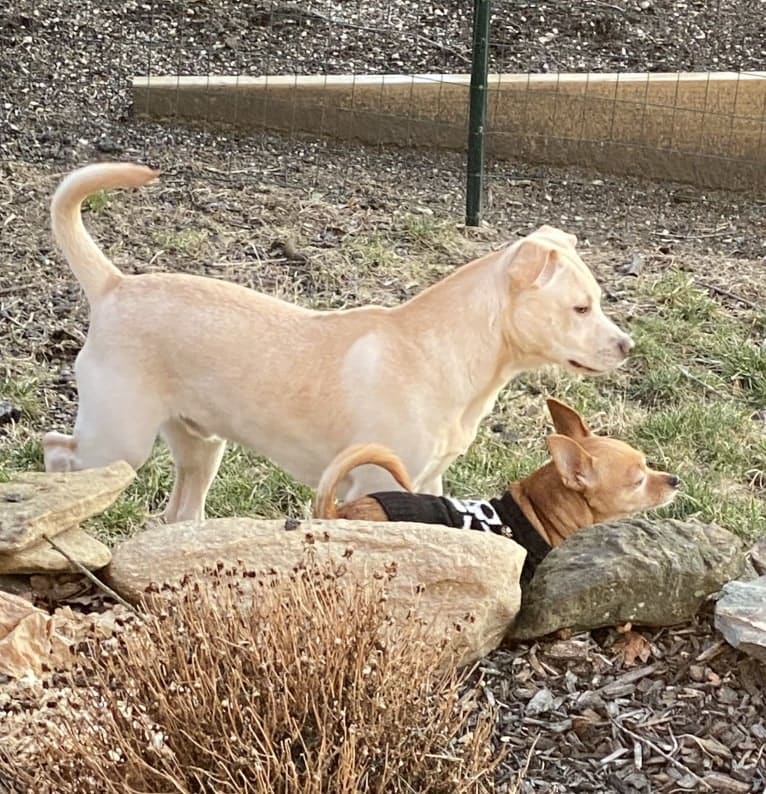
313, 443, 414, 519
50, 162, 160, 304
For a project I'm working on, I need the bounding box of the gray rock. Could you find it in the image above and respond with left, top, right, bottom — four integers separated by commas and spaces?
511, 517, 745, 640
714, 577, 766, 662
0, 461, 135, 553
750, 538, 766, 576
104, 517, 526, 667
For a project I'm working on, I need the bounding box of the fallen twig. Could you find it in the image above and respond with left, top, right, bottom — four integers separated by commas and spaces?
611, 719, 713, 791
677, 366, 728, 399
695, 279, 757, 309
0, 284, 31, 297
42, 533, 143, 618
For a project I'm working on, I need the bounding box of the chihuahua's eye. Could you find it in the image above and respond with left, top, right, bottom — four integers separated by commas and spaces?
574, 305, 590, 315
633, 477, 645, 488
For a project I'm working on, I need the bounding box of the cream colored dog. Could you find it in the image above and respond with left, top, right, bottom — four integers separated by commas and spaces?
43, 163, 634, 523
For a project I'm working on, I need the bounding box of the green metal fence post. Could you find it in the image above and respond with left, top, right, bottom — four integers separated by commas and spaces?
466, 0, 491, 227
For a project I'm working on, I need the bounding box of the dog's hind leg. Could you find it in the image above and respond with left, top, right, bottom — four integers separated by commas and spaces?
160, 418, 226, 524
43, 374, 161, 475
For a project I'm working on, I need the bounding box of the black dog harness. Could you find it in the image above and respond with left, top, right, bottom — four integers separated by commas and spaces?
370, 491, 551, 584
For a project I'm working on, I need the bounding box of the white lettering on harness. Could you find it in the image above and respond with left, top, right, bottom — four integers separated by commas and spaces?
445, 497, 505, 532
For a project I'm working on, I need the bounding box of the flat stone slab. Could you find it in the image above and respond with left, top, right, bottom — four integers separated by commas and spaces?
714, 577, 766, 662
511, 517, 746, 640
0, 461, 135, 553
104, 517, 526, 667
0, 527, 112, 575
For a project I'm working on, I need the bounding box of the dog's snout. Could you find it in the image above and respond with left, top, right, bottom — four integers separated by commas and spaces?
618, 335, 635, 357
667, 474, 681, 489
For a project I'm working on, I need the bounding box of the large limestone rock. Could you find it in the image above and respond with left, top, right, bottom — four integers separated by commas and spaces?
0, 527, 111, 574
511, 517, 746, 640
104, 518, 526, 666
0, 461, 135, 552
714, 577, 766, 662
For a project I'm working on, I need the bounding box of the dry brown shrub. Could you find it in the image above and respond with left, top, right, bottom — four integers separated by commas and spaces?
1, 559, 502, 793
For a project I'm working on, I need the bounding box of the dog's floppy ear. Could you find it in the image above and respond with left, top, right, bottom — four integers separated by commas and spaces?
546, 434, 596, 492
507, 238, 559, 289
546, 398, 592, 440
534, 224, 578, 250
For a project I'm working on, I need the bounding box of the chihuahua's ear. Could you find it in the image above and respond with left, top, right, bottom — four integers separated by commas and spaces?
507, 238, 559, 289
546, 434, 596, 492
546, 398, 592, 440
534, 224, 578, 250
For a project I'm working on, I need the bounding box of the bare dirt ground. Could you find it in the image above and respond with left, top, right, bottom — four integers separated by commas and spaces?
1, 1, 765, 792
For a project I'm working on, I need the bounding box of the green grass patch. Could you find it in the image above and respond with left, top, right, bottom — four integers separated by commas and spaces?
0, 436, 44, 477
0, 253, 764, 544
83, 190, 110, 213
623, 270, 765, 408
83, 444, 314, 544
0, 374, 45, 421
152, 227, 209, 254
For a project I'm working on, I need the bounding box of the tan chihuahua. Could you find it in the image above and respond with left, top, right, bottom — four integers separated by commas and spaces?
314, 399, 680, 583
43, 164, 634, 524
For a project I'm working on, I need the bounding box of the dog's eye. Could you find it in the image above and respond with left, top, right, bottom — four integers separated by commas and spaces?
633, 477, 645, 488
574, 305, 590, 315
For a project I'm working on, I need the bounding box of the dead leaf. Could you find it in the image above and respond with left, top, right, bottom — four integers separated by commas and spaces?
0, 592, 74, 678
0, 591, 36, 635
613, 630, 653, 667
684, 734, 733, 760
0, 593, 54, 678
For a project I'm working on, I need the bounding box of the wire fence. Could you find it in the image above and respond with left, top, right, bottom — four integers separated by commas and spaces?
3, 0, 765, 237
126, 2, 766, 221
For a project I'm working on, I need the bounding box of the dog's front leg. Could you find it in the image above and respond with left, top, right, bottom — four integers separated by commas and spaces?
43, 431, 78, 472
160, 419, 226, 523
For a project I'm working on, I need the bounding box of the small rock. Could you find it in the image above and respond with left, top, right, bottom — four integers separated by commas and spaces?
0, 527, 111, 574
0, 402, 21, 426
511, 517, 745, 639
104, 518, 526, 668
0, 461, 135, 553
714, 576, 766, 662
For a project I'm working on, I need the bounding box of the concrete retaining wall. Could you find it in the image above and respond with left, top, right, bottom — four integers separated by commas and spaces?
132, 72, 766, 190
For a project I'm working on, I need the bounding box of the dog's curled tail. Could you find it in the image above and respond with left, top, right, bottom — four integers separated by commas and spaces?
314, 443, 414, 519
51, 162, 160, 304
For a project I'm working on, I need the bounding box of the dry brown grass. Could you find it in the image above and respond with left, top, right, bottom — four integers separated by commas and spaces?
0, 558, 503, 794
